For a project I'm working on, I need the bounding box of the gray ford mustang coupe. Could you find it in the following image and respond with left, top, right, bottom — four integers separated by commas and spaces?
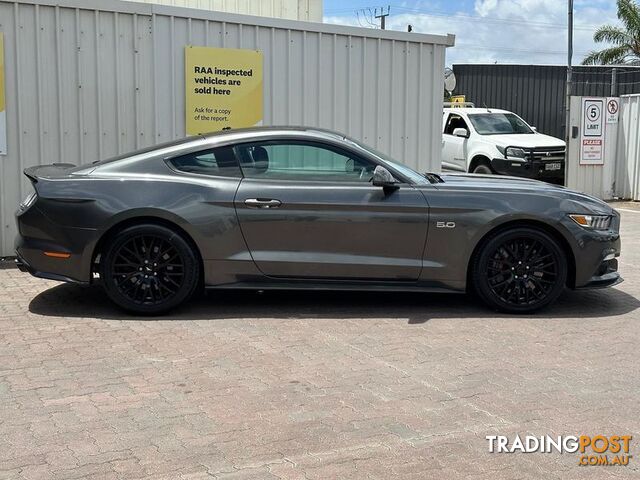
15, 127, 621, 315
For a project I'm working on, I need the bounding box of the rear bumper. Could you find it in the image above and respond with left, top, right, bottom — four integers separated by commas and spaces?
15, 205, 98, 284
14, 255, 29, 272
491, 158, 565, 182
14, 250, 86, 284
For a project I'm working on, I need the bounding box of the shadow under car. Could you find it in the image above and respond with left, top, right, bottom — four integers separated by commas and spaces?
28, 283, 639, 324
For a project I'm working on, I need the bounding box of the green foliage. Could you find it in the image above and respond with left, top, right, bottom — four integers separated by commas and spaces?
582, 0, 640, 65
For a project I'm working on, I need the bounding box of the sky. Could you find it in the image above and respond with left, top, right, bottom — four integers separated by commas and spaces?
323, 0, 622, 66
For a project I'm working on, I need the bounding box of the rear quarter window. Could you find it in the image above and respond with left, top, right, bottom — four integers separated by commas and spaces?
167, 146, 241, 178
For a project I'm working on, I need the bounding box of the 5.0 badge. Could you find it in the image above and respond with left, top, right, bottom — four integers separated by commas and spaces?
436, 221, 456, 228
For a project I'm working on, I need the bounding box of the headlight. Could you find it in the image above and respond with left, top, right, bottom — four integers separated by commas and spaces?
505, 147, 527, 158
18, 191, 37, 212
497, 146, 528, 159
569, 214, 612, 231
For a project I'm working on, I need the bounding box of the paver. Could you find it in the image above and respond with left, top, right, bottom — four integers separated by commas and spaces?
1, 208, 639, 479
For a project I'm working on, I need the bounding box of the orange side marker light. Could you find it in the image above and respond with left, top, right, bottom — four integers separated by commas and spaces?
43, 251, 71, 259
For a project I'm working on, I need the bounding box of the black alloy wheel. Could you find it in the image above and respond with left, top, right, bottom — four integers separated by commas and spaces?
473, 227, 567, 313
101, 224, 200, 314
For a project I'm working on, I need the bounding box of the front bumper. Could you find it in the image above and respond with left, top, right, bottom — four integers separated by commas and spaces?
567, 212, 622, 290
491, 158, 565, 182
577, 258, 623, 289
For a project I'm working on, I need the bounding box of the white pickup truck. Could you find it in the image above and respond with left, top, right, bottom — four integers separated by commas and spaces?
441, 107, 566, 183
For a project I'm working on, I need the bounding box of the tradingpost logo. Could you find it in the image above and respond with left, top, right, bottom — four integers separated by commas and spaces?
486, 435, 633, 466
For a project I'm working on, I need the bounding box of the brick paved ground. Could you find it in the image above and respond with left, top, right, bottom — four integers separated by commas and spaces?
1, 207, 639, 479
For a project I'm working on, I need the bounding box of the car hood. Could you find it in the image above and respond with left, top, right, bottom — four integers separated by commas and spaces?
485, 132, 565, 149
433, 173, 613, 215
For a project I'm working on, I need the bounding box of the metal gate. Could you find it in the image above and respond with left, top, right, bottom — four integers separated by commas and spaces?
566, 94, 640, 201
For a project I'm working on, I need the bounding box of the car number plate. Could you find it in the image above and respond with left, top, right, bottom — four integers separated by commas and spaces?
545, 162, 561, 171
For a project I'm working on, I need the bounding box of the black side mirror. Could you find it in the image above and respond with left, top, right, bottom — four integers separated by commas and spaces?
372, 166, 400, 191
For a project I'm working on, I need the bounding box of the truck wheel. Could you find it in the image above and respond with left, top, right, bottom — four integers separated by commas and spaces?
473, 163, 493, 174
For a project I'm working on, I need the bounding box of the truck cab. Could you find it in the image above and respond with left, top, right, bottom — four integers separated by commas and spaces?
441, 106, 566, 184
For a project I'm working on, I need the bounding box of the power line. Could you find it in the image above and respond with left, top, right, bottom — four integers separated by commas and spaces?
326, 4, 620, 60
354, 6, 392, 29
456, 43, 590, 56
355, 8, 378, 28
391, 6, 598, 30
325, 5, 601, 31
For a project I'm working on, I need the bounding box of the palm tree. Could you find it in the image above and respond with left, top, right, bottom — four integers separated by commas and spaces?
582, 0, 640, 65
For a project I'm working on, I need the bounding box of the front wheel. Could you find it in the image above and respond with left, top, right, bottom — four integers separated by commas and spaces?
101, 224, 200, 315
472, 228, 567, 313
472, 163, 493, 174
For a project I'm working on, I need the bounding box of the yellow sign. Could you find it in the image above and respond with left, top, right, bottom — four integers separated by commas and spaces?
450, 94, 466, 108
0, 32, 6, 155
185, 46, 263, 135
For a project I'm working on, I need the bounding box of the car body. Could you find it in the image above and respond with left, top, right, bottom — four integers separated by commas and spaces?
442, 107, 566, 183
15, 126, 621, 314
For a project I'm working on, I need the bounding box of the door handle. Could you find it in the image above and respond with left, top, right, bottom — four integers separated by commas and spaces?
244, 198, 282, 209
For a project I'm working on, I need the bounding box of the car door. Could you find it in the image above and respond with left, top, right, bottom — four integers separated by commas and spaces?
233, 139, 429, 281
442, 113, 470, 172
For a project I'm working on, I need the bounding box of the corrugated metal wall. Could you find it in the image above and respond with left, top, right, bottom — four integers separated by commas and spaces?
615, 94, 640, 200
0, 0, 453, 256
121, 0, 323, 22
565, 96, 617, 200
453, 64, 640, 140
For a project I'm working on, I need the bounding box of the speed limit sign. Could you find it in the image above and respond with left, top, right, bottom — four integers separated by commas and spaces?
583, 99, 603, 136
581, 98, 605, 165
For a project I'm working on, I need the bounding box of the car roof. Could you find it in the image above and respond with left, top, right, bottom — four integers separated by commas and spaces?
443, 107, 512, 115
87, 126, 356, 170
202, 125, 348, 142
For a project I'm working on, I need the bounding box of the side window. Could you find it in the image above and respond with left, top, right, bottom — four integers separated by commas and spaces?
168, 146, 241, 177
444, 114, 469, 135
235, 141, 376, 182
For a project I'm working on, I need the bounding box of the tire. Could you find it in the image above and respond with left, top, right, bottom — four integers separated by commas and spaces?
472, 227, 567, 313
472, 162, 493, 175
101, 224, 200, 315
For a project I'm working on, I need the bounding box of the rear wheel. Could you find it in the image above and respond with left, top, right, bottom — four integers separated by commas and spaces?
101, 224, 200, 315
472, 228, 567, 313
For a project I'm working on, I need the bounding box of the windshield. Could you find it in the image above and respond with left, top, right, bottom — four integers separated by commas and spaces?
346, 138, 431, 185
468, 113, 533, 135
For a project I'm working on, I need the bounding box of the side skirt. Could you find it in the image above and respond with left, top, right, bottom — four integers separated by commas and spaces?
204, 281, 465, 294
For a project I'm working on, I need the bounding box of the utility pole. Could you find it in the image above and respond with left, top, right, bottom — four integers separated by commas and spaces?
374, 6, 390, 30
565, 0, 573, 185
